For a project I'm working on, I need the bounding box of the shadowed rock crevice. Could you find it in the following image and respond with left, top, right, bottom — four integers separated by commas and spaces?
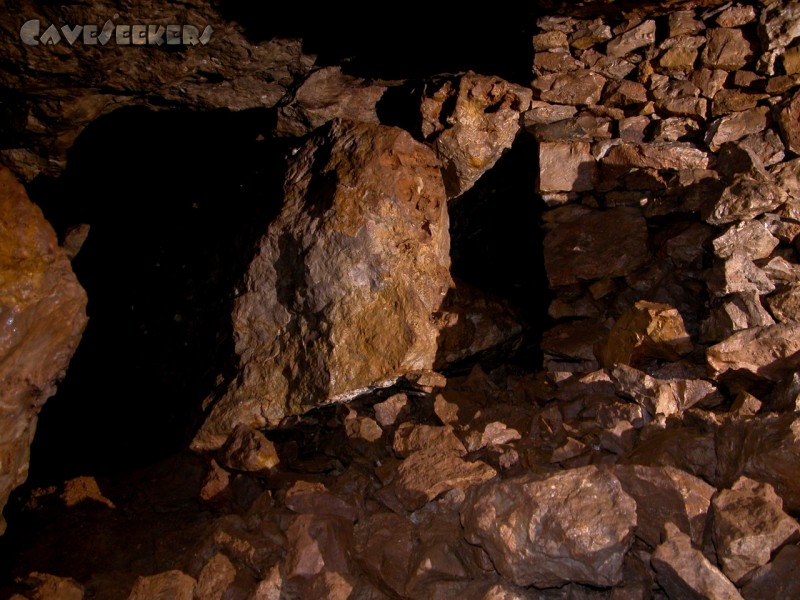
23, 106, 289, 484
444, 134, 550, 371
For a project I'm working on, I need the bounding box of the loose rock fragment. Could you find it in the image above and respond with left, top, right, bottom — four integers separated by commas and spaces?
423, 73, 532, 197
613, 465, 715, 548
126, 571, 196, 600
602, 301, 693, 368
533, 70, 607, 106
702, 28, 754, 71
711, 477, 800, 584
707, 322, 800, 381
651, 523, 744, 600
461, 466, 636, 588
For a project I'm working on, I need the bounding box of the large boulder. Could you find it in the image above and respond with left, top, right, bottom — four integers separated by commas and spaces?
192, 120, 452, 451
460, 466, 637, 588
0, 165, 87, 533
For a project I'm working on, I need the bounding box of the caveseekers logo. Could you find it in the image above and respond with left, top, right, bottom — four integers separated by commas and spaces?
20, 19, 213, 46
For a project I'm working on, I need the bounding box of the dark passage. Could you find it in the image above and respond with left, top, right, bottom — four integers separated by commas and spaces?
24, 107, 288, 484
448, 134, 551, 368
219, 4, 540, 84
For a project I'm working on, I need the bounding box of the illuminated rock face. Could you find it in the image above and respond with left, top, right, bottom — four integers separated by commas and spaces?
192, 119, 452, 452
10, 0, 800, 597
0, 166, 87, 533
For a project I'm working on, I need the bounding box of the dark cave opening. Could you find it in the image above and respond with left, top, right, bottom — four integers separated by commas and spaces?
18, 106, 549, 490
448, 134, 551, 368
23, 106, 289, 485
218, 4, 540, 85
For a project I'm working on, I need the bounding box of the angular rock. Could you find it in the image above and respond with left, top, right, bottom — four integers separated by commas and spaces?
784, 45, 800, 75
0, 166, 88, 534
778, 90, 800, 155
701, 292, 776, 342
570, 19, 612, 49
713, 221, 779, 261
606, 20, 656, 58
423, 73, 532, 198
663, 222, 714, 266
354, 512, 416, 596
531, 114, 613, 142
619, 116, 650, 143
771, 371, 800, 411
537, 141, 596, 193
703, 174, 786, 225
532, 70, 607, 106
284, 481, 358, 521
533, 31, 568, 52
741, 544, 800, 600
733, 70, 764, 88
765, 74, 800, 93
706, 106, 770, 151
717, 5, 756, 28
766, 283, 800, 322
434, 282, 523, 369
217, 425, 280, 473
543, 206, 650, 287
602, 142, 710, 174
660, 46, 700, 71
669, 11, 704, 37
657, 96, 708, 119
392, 448, 496, 512
192, 120, 451, 451
707, 253, 775, 298
603, 80, 648, 107
731, 413, 800, 512
712, 90, 768, 116
626, 426, 718, 483
692, 68, 729, 99
602, 301, 692, 368
126, 571, 196, 600
16, 572, 85, 600
702, 28, 754, 71
611, 364, 722, 417
392, 423, 465, 458
772, 158, 800, 201
653, 117, 702, 142
523, 102, 577, 126
582, 51, 637, 80
740, 130, 785, 167
373, 393, 409, 428
758, 0, 800, 52
461, 466, 636, 588
707, 322, 800, 381
711, 477, 800, 584
651, 523, 743, 600
196, 553, 237, 600
275, 67, 386, 137
541, 319, 608, 373
762, 256, 800, 284
533, 50, 584, 73
283, 513, 352, 579
344, 412, 382, 443
613, 465, 715, 548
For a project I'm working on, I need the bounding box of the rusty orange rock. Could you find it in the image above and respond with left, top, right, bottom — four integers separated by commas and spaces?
0, 165, 87, 534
